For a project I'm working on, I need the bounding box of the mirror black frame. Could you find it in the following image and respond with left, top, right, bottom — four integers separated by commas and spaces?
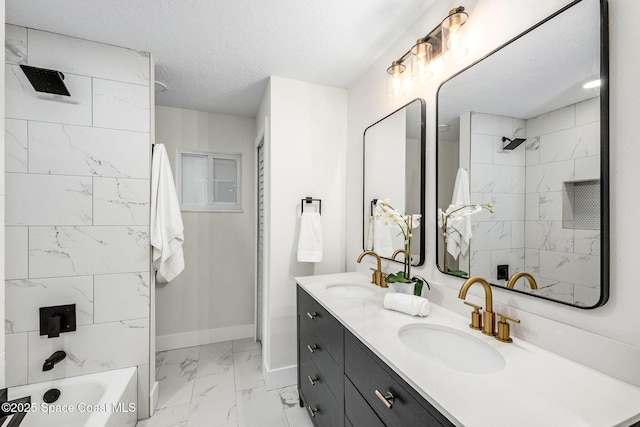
363, 98, 427, 266
435, 0, 609, 309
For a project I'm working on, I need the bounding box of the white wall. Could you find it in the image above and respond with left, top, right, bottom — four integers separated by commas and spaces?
4, 25, 152, 415
0, 4, 5, 389
154, 106, 256, 349
364, 109, 407, 256
347, 0, 640, 387
259, 76, 347, 388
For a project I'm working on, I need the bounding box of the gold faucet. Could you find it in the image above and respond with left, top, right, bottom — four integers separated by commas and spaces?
391, 249, 407, 261
507, 272, 538, 290
458, 277, 496, 336
357, 250, 387, 287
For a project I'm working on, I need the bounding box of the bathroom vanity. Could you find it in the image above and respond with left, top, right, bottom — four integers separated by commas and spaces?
296, 272, 640, 427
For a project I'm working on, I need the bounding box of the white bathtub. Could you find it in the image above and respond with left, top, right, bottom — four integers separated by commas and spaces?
7, 367, 137, 427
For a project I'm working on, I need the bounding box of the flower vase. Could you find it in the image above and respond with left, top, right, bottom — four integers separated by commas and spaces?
388, 282, 415, 294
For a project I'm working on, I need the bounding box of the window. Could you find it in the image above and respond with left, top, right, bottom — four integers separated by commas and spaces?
176, 149, 242, 212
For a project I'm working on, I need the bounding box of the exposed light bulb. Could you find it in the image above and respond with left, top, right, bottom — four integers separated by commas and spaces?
442, 8, 469, 61
387, 61, 406, 98
411, 40, 433, 82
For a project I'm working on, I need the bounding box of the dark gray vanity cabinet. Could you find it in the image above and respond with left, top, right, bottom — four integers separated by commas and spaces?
297, 285, 454, 427
297, 286, 345, 427
344, 331, 454, 427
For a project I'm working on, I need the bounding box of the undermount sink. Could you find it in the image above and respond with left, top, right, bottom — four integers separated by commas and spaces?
325, 282, 376, 298
398, 323, 506, 374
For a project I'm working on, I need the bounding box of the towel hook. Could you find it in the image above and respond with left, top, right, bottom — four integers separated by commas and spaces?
301, 197, 322, 215
370, 198, 379, 216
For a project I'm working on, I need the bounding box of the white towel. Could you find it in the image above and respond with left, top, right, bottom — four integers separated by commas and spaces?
297, 212, 323, 262
447, 168, 472, 259
151, 144, 185, 283
383, 293, 430, 317
365, 216, 374, 251
373, 217, 393, 258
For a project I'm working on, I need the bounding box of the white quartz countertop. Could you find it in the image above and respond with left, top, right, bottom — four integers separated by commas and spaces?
296, 272, 640, 427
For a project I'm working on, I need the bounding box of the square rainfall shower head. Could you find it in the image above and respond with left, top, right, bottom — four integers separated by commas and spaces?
502, 137, 526, 150
20, 64, 71, 96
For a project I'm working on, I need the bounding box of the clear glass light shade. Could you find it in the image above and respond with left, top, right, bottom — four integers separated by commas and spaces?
387, 61, 407, 98
411, 41, 433, 81
442, 10, 469, 61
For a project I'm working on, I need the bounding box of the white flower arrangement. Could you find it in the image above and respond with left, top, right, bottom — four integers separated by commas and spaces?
438, 202, 494, 276
375, 199, 422, 241
437, 202, 494, 231
374, 199, 427, 295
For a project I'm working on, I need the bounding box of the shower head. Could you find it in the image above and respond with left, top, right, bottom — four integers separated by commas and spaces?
20, 65, 70, 96
502, 137, 526, 150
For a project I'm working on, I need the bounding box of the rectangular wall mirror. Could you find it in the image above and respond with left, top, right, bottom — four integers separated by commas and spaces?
363, 98, 426, 266
436, 0, 608, 308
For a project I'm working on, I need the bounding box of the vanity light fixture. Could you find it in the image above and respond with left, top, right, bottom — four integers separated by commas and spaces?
386, 6, 469, 98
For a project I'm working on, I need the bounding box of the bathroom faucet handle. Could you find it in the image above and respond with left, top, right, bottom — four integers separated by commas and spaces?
463, 301, 483, 331
369, 268, 388, 288
496, 312, 520, 343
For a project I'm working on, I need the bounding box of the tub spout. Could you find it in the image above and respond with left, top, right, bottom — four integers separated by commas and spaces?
43, 350, 66, 372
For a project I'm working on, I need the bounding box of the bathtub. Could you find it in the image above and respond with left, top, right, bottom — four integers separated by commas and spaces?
7, 367, 137, 427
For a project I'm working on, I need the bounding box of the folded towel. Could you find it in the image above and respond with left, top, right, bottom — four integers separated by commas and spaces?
447, 168, 472, 259
383, 293, 430, 317
297, 211, 323, 262
151, 144, 185, 283
373, 217, 393, 258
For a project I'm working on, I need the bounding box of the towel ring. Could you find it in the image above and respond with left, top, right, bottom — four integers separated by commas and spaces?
301, 197, 322, 215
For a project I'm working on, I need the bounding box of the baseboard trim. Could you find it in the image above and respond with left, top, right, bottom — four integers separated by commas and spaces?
264, 363, 297, 391
156, 324, 254, 351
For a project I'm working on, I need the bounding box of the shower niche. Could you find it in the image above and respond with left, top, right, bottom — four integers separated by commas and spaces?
563, 179, 600, 230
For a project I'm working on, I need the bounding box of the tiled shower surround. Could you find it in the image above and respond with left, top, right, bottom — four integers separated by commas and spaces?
4, 24, 152, 415
469, 97, 600, 306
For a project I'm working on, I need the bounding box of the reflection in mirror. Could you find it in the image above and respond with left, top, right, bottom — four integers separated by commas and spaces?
436, 0, 608, 308
363, 98, 426, 266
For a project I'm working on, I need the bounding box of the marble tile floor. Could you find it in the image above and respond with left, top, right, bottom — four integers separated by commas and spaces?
137, 338, 314, 427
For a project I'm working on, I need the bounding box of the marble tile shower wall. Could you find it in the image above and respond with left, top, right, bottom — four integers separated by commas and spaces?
469, 112, 526, 282
524, 97, 601, 306
4, 24, 152, 393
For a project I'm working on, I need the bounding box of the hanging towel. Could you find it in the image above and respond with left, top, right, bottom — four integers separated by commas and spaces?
447, 168, 473, 260
383, 293, 430, 317
151, 144, 185, 283
365, 216, 374, 251
373, 217, 393, 258
297, 211, 323, 262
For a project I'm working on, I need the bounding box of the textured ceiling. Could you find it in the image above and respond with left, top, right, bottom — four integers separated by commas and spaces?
6, 0, 437, 116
